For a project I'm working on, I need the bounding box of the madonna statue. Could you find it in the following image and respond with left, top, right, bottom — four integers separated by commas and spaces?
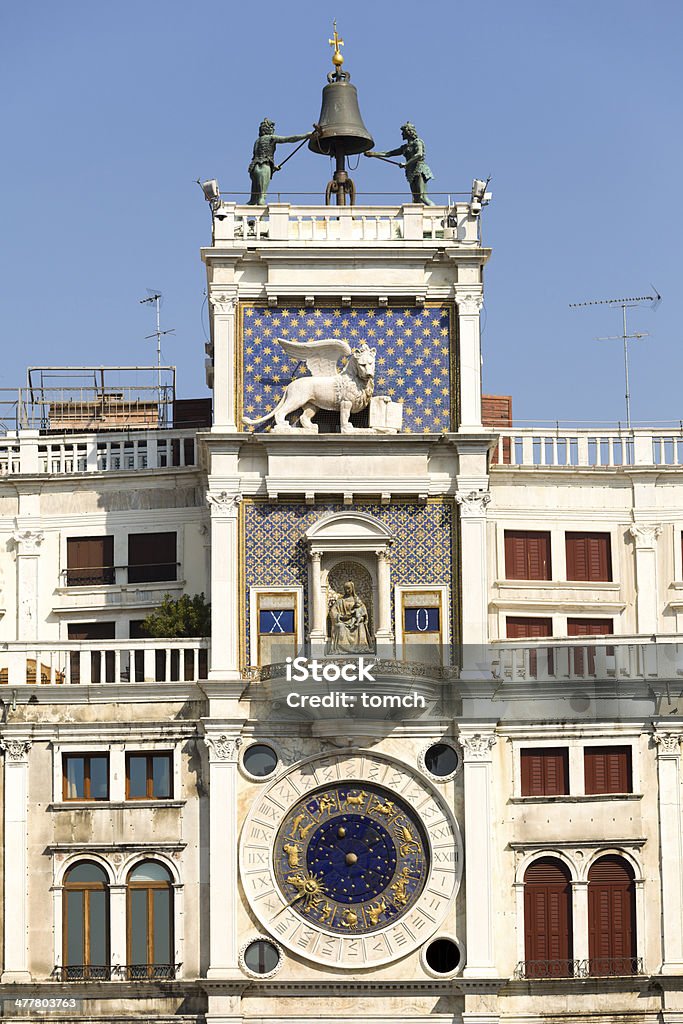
327, 581, 373, 654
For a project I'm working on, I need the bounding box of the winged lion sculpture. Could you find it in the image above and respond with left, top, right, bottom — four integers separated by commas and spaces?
243, 338, 376, 432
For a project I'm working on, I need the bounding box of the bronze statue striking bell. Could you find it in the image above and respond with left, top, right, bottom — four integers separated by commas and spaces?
309, 74, 374, 157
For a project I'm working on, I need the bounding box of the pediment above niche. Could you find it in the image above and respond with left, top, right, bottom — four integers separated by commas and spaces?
305, 511, 393, 548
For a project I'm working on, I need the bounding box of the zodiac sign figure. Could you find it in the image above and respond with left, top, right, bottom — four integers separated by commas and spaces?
282, 842, 301, 869
373, 799, 395, 818
340, 908, 359, 928
317, 793, 337, 815
344, 790, 368, 807
286, 872, 326, 910
299, 820, 317, 840
394, 822, 420, 857
366, 900, 387, 926
390, 866, 412, 906
318, 901, 334, 924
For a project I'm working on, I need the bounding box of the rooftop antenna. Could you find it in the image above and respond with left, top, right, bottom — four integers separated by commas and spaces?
139, 289, 175, 422
569, 289, 661, 429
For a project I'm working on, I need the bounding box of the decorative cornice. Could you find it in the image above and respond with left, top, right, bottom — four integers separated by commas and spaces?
207, 492, 243, 517
203, 733, 243, 762
12, 529, 44, 554
456, 490, 491, 517
0, 738, 32, 763
629, 523, 662, 549
459, 732, 497, 759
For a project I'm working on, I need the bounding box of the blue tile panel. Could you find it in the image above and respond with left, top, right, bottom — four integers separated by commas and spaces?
240, 304, 454, 434
243, 501, 455, 659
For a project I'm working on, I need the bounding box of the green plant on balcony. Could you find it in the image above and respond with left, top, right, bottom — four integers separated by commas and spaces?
142, 593, 211, 639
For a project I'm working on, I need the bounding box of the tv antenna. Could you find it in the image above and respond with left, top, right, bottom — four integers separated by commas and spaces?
139, 289, 175, 413
569, 289, 661, 429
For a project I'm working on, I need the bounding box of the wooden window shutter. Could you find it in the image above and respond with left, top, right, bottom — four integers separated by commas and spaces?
521, 749, 569, 796
524, 858, 572, 973
128, 532, 177, 583
566, 533, 612, 582
505, 531, 551, 580
588, 856, 636, 974
506, 617, 553, 639
584, 746, 632, 794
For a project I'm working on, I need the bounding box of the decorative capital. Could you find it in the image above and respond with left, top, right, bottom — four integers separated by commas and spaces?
375, 547, 391, 562
203, 733, 242, 762
209, 291, 237, 315
629, 523, 662, 549
455, 292, 484, 315
310, 550, 322, 564
654, 732, 681, 757
207, 491, 243, 517
459, 731, 496, 760
12, 529, 44, 554
456, 490, 491, 517
0, 738, 32, 763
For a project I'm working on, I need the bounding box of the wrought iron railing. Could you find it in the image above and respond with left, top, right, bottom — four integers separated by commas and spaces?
52, 963, 181, 982
514, 957, 644, 980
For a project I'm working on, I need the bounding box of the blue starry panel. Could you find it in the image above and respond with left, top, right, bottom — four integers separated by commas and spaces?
243, 501, 455, 660
240, 304, 454, 433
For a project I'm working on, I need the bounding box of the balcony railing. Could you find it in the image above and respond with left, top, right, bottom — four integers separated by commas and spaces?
52, 963, 181, 981
211, 201, 482, 246
514, 957, 644, 979
0, 640, 208, 685
492, 635, 683, 683
0, 428, 197, 472
492, 425, 683, 469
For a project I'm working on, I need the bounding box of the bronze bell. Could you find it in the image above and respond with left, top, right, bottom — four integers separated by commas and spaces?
309, 72, 374, 158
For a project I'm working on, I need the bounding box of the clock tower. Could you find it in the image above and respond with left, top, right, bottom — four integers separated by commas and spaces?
199, 37, 493, 1023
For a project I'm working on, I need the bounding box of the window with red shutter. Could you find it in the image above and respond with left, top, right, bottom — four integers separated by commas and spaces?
524, 857, 573, 976
566, 533, 612, 582
504, 531, 552, 580
506, 617, 554, 677
584, 746, 632, 794
588, 856, 636, 975
521, 748, 569, 796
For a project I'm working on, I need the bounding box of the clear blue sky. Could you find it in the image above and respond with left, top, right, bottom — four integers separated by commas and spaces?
1, 0, 681, 424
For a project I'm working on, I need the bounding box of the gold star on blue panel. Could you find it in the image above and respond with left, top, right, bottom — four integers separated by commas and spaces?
240, 304, 453, 433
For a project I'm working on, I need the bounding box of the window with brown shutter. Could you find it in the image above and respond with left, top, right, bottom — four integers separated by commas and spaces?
584, 746, 632, 794
505, 531, 552, 580
566, 532, 612, 582
521, 748, 569, 796
588, 856, 636, 975
567, 618, 614, 676
524, 857, 573, 976
67, 622, 116, 684
66, 536, 114, 586
128, 532, 177, 584
506, 617, 554, 677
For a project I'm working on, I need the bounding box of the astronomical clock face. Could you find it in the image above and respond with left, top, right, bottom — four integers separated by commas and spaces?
240, 751, 461, 968
274, 783, 429, 934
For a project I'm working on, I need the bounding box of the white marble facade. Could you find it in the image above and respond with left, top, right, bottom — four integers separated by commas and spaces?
0, 196, 679, 1024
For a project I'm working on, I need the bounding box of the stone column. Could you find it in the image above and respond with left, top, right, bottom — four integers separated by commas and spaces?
1, 737, 32, 981
456, 491, 491, 677
209, 291, 238, 431
12, 529, 44, 641
572, 880, 589, 962
460, 730, 498, 977
629, 524, 662, 634
454, 291, 484, 430
207, 493, 242, 680
655, 732, 683, 972
109, 884, 128, 973
309, 549, 325, 645
375, 547, 392, 646
201, 727, 242, 979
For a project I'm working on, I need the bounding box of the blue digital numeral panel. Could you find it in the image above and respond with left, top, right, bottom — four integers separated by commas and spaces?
404, 607, 440, 633
259, 609, 295, 635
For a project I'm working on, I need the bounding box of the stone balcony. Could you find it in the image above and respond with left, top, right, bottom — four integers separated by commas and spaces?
0, 428, 198, 475
492, 425, 683, 469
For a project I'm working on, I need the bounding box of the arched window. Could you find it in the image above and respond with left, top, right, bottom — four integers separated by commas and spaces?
63, 862, 109, 980
127, 861, 174, 979
524, 857, 573, 977
588, 855, 636, 975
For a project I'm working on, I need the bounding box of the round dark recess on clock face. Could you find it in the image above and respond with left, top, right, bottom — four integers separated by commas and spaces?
243, 939, 281, 974
424, 742, 459, 778
425, 937, 461, 974
243, 743, 279, 778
